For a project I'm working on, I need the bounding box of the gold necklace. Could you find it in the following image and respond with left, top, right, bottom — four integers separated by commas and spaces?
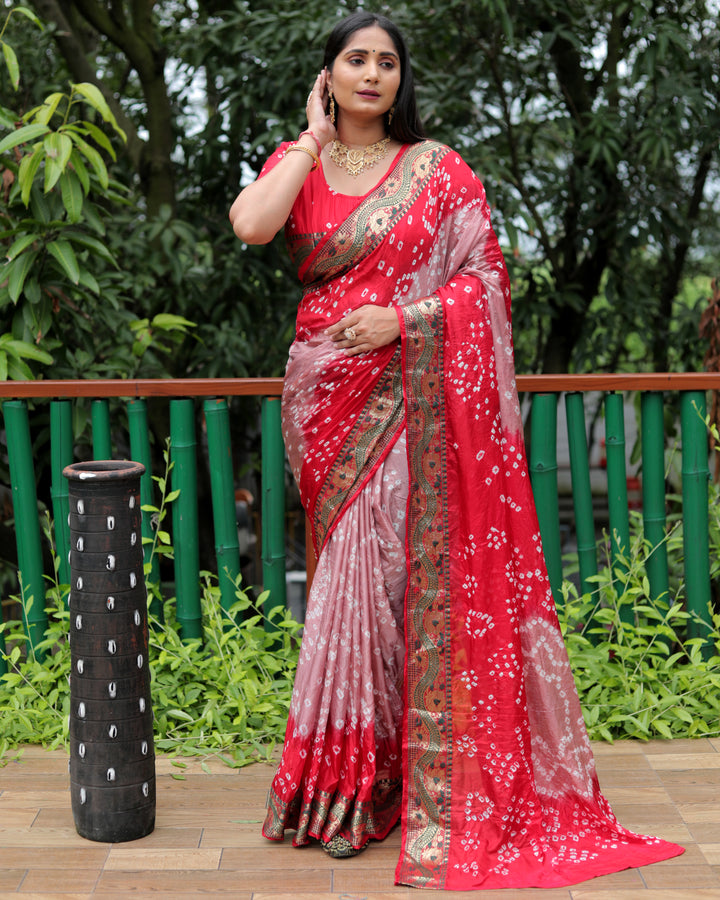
329, 137, 391, 177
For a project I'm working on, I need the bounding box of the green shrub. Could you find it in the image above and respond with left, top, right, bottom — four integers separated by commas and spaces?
0, 569, 301, 768
560, 524, 720, 742
2, 483, 720, 765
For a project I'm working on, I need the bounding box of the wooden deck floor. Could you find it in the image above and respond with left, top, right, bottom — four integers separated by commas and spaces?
1, 739, 720, 899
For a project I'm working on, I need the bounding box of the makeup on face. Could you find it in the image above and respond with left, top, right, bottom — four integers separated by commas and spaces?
329, 26, 401, 116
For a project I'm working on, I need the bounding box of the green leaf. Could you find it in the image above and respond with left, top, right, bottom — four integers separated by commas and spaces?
654, 720, 673, 740
47, 240, 80, 284
6, 233, 37, 261
67, 133, 108, 189
44, 156, 63, 194
81, 201, 106, 235
33, 93, 65, 126
63, 230, 117, 266
27, 183, 50, 222
0, 107, 15, 131
0, 337, 53, 365
43, 133, 73, 191
65, 121, 116, 161
59, 171, 84, 223
71, 83, 126, 141
6, 249, 38, 302
166, 708, 195, 722
0, 123, 50, 155
5, 354, 33, 380
77, 268, 99, 294
22, 275, 41, 305
2, 41, 19, 91
68, 148, 90, 195
71, 82, 111, 117
8, 6, 44, 28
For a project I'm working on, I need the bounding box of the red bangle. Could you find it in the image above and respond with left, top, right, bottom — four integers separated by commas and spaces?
299, 130, 322, 156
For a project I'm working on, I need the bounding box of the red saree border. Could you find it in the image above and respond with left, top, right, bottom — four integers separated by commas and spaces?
397, 296, 453, 889
312, 347, 405, 554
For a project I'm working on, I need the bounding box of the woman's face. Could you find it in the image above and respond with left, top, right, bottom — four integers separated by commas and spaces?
328, 25, 401, 125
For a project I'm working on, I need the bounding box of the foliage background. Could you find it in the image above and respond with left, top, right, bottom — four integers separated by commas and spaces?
2, 0, 719, 385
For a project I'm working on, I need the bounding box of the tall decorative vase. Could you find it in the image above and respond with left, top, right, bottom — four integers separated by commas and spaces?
64, 460, 155, 842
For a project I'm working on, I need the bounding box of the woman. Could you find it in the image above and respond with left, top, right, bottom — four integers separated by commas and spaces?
229, 12, 683, 890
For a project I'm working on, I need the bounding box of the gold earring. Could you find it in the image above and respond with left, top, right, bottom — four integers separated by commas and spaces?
388, 104, 396, 126
329, 91, 336, 125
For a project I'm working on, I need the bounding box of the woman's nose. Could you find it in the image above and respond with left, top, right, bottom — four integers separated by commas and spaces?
364, 62, 379, 81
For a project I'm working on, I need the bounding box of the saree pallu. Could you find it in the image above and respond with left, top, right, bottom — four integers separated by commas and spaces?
261, 141, 684, 889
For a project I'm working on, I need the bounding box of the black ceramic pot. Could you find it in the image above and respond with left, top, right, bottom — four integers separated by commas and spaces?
63, 460, 155, 843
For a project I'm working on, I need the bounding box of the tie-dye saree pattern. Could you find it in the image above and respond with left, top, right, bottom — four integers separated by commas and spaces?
259, 140, 684, 889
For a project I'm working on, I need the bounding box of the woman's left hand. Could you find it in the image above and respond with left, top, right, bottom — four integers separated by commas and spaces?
326, 305, 401, 356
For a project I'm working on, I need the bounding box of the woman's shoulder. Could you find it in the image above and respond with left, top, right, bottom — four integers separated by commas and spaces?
258, 140, 299, 179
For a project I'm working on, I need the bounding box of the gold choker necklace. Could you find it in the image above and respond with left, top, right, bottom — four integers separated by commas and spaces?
329, 137, 391, 177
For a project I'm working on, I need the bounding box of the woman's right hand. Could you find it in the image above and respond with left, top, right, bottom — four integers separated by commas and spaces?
305, 69, 336, 149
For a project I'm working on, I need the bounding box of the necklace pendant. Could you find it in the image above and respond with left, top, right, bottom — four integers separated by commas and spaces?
345, 150, 366, 177
329, 136, 391, 177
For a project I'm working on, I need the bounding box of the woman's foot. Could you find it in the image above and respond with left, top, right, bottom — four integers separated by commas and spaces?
321, 834, 368, 858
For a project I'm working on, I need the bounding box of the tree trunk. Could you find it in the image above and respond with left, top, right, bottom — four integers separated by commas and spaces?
651, 147, 714, 371
32, 0, 176, 215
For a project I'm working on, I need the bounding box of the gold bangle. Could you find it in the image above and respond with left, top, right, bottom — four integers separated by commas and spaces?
286, 143, 319, 169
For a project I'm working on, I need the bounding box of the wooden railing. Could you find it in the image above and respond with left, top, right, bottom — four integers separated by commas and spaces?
0, 373, 717, 670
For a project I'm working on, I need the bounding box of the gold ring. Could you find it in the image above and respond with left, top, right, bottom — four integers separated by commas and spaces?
343, 327, 357, 342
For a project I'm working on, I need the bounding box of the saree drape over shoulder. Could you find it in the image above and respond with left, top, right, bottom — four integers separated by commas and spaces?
259, 140, 683, 890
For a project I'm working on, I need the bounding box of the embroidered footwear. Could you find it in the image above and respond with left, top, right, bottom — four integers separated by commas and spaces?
321, 835, 368, 858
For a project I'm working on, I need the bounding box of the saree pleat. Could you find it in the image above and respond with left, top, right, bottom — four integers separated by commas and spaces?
258, 139, 684, 889
263, 436, 408, 847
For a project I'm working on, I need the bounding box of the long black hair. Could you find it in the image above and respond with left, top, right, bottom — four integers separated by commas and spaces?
322, 12, 425, 144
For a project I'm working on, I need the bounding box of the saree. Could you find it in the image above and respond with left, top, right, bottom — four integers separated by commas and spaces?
260, 140, 684, 889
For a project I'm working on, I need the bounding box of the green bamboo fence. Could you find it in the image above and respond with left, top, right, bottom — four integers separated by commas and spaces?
170, 398, 202, 641
261, 396, 287, 629
641, 392, 671, 602
3, 400, 47, 660
529, 393, 563, 607
0, 374, 717, 660
564, 392, 599, 596
681, 391, 712, 656
604, 392, 633, 625
204, 398, 242, 625
127, 398, 163, 619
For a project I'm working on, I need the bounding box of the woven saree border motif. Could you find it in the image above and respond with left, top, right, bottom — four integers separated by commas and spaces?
313, 347, 405, 552
303, 141, 450, 289
287, 229, 327, 272
400, 296, 452, 888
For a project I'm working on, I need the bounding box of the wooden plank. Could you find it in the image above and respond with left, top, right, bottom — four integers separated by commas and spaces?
2, 371, 720, 400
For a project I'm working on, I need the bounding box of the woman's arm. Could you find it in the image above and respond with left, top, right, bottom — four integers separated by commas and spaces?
229, 71, 335, 245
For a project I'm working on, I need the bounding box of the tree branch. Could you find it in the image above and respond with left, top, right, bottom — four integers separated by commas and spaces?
483, 38, 557, 268
31, 0, 144, 169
